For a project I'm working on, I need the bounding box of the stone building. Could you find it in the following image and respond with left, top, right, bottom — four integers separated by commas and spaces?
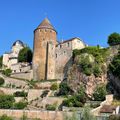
33, 18, 86, 81
3, 40, 25, 69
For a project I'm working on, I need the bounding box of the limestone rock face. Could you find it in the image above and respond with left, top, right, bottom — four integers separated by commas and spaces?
67, 64, 107, 96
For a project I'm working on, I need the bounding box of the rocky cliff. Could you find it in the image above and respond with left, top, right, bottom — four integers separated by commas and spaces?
66, 45, 120, 97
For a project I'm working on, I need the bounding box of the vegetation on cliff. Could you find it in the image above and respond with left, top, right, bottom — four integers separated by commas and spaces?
73, 46, 109, 76
109, 50, 120, 78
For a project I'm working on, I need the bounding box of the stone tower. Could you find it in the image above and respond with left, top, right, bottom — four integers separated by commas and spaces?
33, 18, 57, 80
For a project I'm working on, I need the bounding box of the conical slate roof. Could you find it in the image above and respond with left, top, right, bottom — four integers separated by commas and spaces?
36, 18, 56, 32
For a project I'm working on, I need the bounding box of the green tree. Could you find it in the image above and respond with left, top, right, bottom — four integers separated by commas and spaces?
2, 69, 12, 76
109, 52, 120, 78
108, 32, 120, 46
0, 56, 3, 68
0, 95, 15, 109
0, 115, 13, 120
18, 47, 33, 63
0, 77, 5, 86
93, 84, 107, 101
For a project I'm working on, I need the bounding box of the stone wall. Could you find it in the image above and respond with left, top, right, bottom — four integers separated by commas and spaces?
0, 109, 64, 120
11, 70, 33, 80
0, 87, 44, 102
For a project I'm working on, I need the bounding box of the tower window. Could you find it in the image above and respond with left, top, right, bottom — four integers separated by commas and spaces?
67, 42, 69, 47
56, 54, 57, 58
60, 45, 62, 48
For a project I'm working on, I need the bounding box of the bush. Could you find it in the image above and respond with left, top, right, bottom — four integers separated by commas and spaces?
58, 82, 71, 96
93, 65, 102, 77
40, 90, 49, 98
0, 95, 15, 109
93, 84, 107, 101
14, 101, 27, 109
62, 85, 86, 107
0, 115, 13, 120
109, 115, 120, 120
0, 77, 5, 86
2, 69, 12, 76
13, 91, 28, 97
50, 83, 58, 90
46, 104, 56, 111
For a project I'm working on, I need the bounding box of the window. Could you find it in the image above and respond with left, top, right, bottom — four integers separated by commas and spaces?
67, 42, 69, 47
56, 54, 57, 58
60, 45, 62, 48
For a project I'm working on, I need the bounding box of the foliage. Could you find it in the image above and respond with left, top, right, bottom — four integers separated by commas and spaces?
18, 47, 33, 63
13, 91, 28, 97
0, 77, 5, 86
2, 69, 12, 76
93, 65, 102, 77
0, 56, 3, 68
82, 106, 97, 120
93, 84, 107, 101
62, 85, 86, 107
109, 115, 120, 120
64, 112, 78, 120
0, 95, 15, 109
40, 90, 49, 98
50, 83, 58, 90
73, 46, 109, 76
108, 32, 120, 46
58, 82, 72, 96
46, 104, 56, 111
14, 101, 28, 109
109, 52, 120, 78
21, 112, 27, 120
0, 115, 13, 120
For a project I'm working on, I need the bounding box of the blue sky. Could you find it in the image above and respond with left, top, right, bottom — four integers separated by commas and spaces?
0, 0, 120, 55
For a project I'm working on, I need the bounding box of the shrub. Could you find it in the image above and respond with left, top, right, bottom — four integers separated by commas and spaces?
0, 77, 5, 86
40, 90, 49, 98
58, 82, 71, 96
62, 85, 86, 107
14, 101, 28, 109
109, 115, 120, 120
50, 83, 58, 90
0, 95, 15, 109
13, 91, 28, 97
0, 115, 13, 120
93, 65, 102, 77
93, 84, 107, 101
46, 104, 56, 111
2, 69, 12, 76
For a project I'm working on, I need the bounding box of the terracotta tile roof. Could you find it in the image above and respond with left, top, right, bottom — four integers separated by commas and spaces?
100, 105, 116, 113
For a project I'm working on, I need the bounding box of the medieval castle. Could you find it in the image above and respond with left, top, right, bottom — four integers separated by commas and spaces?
2, 18, 86, 81
33, 18, 86, 80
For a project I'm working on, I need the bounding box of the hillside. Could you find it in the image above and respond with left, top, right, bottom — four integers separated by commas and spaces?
65, 45, 120, 98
